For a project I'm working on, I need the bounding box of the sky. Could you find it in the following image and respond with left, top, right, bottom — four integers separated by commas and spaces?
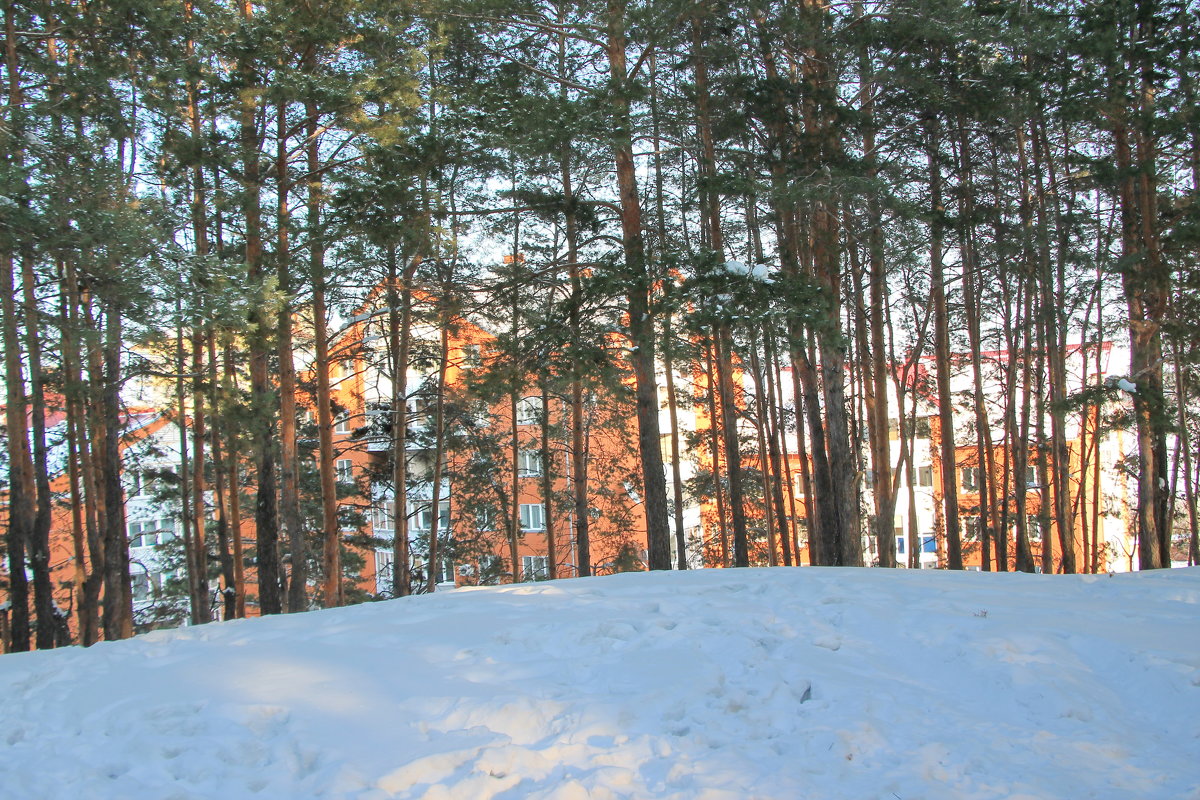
1, 566, 1197, 799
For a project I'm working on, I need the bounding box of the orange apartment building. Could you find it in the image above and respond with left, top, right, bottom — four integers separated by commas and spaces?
325, 286, 653, 595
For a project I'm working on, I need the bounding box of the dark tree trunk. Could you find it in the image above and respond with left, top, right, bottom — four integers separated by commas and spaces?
605, 0, 671, 570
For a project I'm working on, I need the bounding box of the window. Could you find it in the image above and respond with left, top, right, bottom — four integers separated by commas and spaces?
1025, 465, 1039, 487
128, 518, 174, 549
334, 414, 351, 434
961, 466, 979, 492
375, 550, 394, 595
516, 396, 543, 426
336, 459, 354, 484
964, 516, 981, 542
900, 416, 931, 439
131, 571, 152, 602
918, 465, 933, 487
341, 359, 355, 378
896, 535, 907, 555
1026, 516, 1043, 542
434, 557, 455, 585
413, 501, 450, 532
479, 554, 502, 576
518, 449, 542, 477
476, 508, 495, 531
462, 344, 482, 368
519, 503, 545, 531
921, 535, 937, 554
131, 570, 172, 601
522, 554, 550, 581
371, 501, 396, 532
126, 472, 165, 499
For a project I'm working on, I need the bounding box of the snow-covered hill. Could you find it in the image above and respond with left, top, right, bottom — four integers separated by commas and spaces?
2, 567, 1197, 799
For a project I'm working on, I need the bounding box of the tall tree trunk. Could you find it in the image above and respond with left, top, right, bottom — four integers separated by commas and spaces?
207, 335, 236, 620
926, 114, 963, 570
2, 255, 32, 651
239, 0, 282, 614
277, 99, 306, 612
306, 98, 341, 607
540, 382, 557, 578
101, 306, 133, 639
61, 269, 99, 643
954, 114, 1000, 572
176, 307, 201, 625
1030, 112, 1076, 573
388, 250, 416, 598
223, 344, 248, 617
605, 1, 671, 570
20, 247, 55, 647
703, 340, 730, 566
426, 313, 450, 593
555, 14, 590, 578
663, 313, 688, 570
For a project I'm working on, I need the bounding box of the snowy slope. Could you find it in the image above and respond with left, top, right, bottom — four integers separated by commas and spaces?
1, 568, 1198, 800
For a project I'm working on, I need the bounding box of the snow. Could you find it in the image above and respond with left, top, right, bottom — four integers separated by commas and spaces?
723, 260, 774, 283
2, 567, 1198, 799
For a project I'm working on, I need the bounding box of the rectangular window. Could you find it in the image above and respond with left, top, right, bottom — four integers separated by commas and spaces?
896, 535, 906, 555
961, 466, 979, 492
413, 501, 450, 532
434, 558, 455, 585
341, 359, 355, 378
128, 518, 174, 548
518, 449, 542, 477
462, 344, 482, 368
516, 396, 543, 426
519, 503, 545, 531
336, 459, 354, 484
1026, 516, 1043, 542
921, 535, 937, 554
902, 416, 932, 439
375, 550, 394, 595
1026, 465, 1039, 487
131, 572, 152, 602
334, 414, 351, 434
918, 465, 933, 487
372, 501, 396, 532
476, 507, 496, 531
522, 554, 550, 581
964, 516, 981, 541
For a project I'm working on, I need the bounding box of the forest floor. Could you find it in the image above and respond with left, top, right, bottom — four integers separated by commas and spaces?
2, 566, 1198, 799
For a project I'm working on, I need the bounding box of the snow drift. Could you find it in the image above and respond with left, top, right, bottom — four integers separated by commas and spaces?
1, 567, 1197, 799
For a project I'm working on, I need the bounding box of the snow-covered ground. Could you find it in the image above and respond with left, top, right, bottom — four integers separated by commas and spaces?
2, 568, 1198, 800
